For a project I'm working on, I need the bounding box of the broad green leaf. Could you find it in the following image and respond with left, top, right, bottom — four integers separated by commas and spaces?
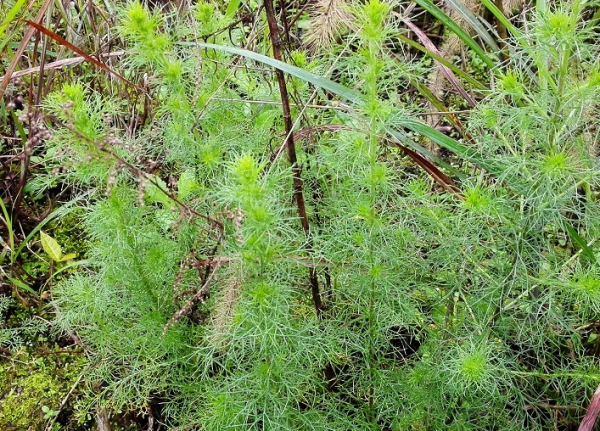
59, 253, 77, 262
224, 0, 241, 20
177, 170, 200, 201
145, 176, 173, 208
40, 231, 62, 262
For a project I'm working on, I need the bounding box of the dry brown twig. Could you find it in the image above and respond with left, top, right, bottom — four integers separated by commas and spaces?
0, 52, 125, 81
578, 383, 600, 431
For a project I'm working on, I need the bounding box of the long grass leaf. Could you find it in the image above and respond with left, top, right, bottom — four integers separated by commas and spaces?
563, 222, 597, 265
13, 192, 91, 263
402, 19, 476, 107
6, 275, 38, 296
395, 118, 503, 176
0, 0, 28, 39
0, 0, 53, 100
445, 0, 500, 51
413, 81, 470, 138
197, 43, 363, 104
478, 0, 521, 39
197, 43, 499, 179
25, 20, 142, 92
0, 197, 14, 251
395, 144, 461, 194
412, 0, 495, 69
395, 34, 484, 89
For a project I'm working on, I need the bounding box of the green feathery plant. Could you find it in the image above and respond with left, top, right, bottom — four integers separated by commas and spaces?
32, 0, 600, 429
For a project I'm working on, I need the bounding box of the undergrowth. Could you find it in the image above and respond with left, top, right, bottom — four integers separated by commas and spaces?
2, 0, 600, 429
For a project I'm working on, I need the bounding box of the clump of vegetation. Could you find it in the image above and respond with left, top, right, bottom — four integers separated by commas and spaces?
2, 0, 600, 429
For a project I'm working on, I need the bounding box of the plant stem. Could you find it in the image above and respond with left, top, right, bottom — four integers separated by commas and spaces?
263, 0, 322, 316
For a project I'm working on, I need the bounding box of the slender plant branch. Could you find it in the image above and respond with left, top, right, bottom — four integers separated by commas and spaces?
263, 0, 322, 315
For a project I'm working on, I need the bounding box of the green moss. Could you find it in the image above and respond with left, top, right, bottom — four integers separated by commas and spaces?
0, 352, 85, 431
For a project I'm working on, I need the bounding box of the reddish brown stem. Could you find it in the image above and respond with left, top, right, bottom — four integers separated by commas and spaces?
578, 383, 600, 431
263, 0, 322, 315
494, 0, 508, 62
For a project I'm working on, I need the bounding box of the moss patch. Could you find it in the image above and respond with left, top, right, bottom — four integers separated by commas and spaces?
0, 351, 85, 431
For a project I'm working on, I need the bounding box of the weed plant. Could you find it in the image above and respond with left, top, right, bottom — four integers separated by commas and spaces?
31, 0, 600, 429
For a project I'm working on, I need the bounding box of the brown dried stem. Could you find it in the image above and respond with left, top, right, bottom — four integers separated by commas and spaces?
263, 0, 322, 315
578, 383, 600, 431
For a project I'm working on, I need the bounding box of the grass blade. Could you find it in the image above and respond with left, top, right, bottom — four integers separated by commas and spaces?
395, 34, 484, 89
412, 0, 495, 69
0, 197, 14, 252
197, 42, 499, 179
445, 0, 500, 51
563, 222, 597, 266
478, 0, 521, 39
6, 275, 38, 296
402, 19, 476, 107
0, 0, 53, 100
197, 43, 363, 104
395, 118, 503, 176
394, 144, 461, 194
413, 81, 466, 133
25, 20, 142, 92
0, 0, 28, 40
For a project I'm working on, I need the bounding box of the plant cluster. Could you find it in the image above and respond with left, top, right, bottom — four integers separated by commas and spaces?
2, 0, 600, 429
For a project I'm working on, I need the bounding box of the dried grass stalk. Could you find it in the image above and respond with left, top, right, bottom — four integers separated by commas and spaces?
303, 0, 352, 51
209, 266, 243, 349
